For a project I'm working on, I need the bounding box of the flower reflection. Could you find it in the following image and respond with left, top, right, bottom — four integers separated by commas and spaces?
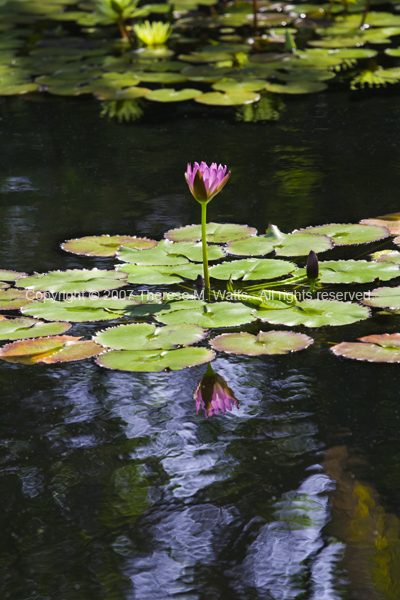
194, 363, 239, 418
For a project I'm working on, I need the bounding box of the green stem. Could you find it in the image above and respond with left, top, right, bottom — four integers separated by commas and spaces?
201, 202, 210, 292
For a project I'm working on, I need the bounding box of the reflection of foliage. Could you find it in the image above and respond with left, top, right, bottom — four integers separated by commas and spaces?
96, 0, 139, 22
273, 146, 323, 200
133, 20, 172, 46
236, 93, 285, 122
104, 464, 150, 521
100, 99, 144, 122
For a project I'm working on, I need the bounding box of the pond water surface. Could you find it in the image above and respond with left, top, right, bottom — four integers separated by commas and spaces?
1, 92, 400, 600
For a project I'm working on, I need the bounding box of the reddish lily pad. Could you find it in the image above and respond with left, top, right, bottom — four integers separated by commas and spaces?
0, 317, 71, 340
61, 235, 157, 257
0, 336, 103, 364
165, 222, 257, 243
331, 334, 400, 363
18, 269, 128, 293
360, 214, 400, 236
96, 347, 215, 372
210, 330, 313, 356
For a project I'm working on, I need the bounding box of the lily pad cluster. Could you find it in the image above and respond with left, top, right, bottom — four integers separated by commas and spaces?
1, 210, 400, 370
2, 0, 400, 121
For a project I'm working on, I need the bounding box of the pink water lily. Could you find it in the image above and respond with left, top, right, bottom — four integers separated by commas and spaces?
185, 161, 231, 204
194, 363, 239, 418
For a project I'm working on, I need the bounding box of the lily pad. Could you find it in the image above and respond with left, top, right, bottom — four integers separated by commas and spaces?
117, 240, 189, 265
94, 322, 207, 350
265, 81, 328, 94
331, 334, 400, 363
155, 300, 256, 328
61, 235, 157, 257
0, 336, 103, 365
115, 263, 203, 284
0, 317, 71, 340
255, 300, 370, 327
316, 260, 400, 284
362, 286, 400, 310
134, 72, 187, 84
304, 223, 390, 245
93, 86, 151, 101
21, 297, 144, 322
209, 258, 296, 281
212, 79, 266, 93
210, 330, 313, 356
226, 231, 333, 257
360, 213, 400, 235
145, 88, 202, 102
96, 346, 215, 372
165, 222, 257, 243
195, 91, 260, 105
0, 282, 9, 290
0, 289, 32, 310
181, 65, 231, 83
373, 251, 400, 265
18, 269, 128, 293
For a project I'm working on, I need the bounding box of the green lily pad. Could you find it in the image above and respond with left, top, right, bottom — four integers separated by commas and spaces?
117, 240, 189, 265
316, 260, 400, 284
116, 262, 203, 284
331, 334, 400, 363
265, 81, 328, 94
0, 335, 103, 364
327, 48, 378, 59
93, 86, 151, 101
0, 289, 32, 310
181, 65, 232, 82
0, 282, 9, 290
61, 235, 157, 257
385, 48, 400, 57
209, 258, 296, 281
255, 300, 370, 327
210, 330, 313, 355
226, 231, 333, 257
166, 241, 225, 262
18, 269, 128, 293
21, 297, 144, 322
133, 72, 187, 84
155, 300, 257, 327
212, 79, 266, 93
145, 88, 202, 102
165, 222, 256, 243
195, 91, 260, 105
362, 286, 400, 310
0, 316, 71, 340
134, 48, 174, 59
304, 223, 390, 245
0, 83, 38, 95
179, 51, 235, 63
373, 251, 400, 265
94, 322, 207, 350
0, 269, 27, 281
96, 346, 215, 372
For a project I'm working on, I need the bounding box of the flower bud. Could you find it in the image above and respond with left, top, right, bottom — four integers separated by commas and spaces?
307, 250, 319, 281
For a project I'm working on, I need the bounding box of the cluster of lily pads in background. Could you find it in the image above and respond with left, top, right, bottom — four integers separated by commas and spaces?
3, 0, 400, 121
2, 212, 400, 371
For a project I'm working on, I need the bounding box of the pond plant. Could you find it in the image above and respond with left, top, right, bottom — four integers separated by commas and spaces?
1, 161, 400, 417
2, 0, 400, 120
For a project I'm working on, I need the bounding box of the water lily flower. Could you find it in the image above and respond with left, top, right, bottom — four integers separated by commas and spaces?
194, 363, 239, 418
185, 162, 231, 204
133, 20, 171, 46
185, 162, 231, 292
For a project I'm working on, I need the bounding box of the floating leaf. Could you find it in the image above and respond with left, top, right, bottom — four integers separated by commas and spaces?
94, 322, 207, 350
117, 240, 189, 265
0, 317, 71, 340
134, 72, 187, 84
145, 88, 202, 102
226, 231, 333, 257
61, 235, 157, 257
195, 91, 260, 105
93, 86, 151, 101
331, 334, 400, 363
362, 286, 400, 310
21, 297, 144, 322
0, 289, 32, 310
255, 300, 370, 327
212, 79, 266, 93
155, 300, 256, 327
181, 65, 231, 83
0, 282, 9, 289
0, 336, 103, 364
209, 258, 296, 281
360, 213, 400, 235
116, 262, 203, 284
96, 346, 215, 372
18, 269, 128, 293
165, 241, 225, 262
210, 330, 313, 356
265, 81, 328, 94
316, 260, 400, 284
165, 222, 256, 243
373, 251, 400, 265
304, 223, 389, 245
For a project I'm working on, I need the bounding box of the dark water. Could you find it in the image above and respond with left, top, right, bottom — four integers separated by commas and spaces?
1, 92, 400, 599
